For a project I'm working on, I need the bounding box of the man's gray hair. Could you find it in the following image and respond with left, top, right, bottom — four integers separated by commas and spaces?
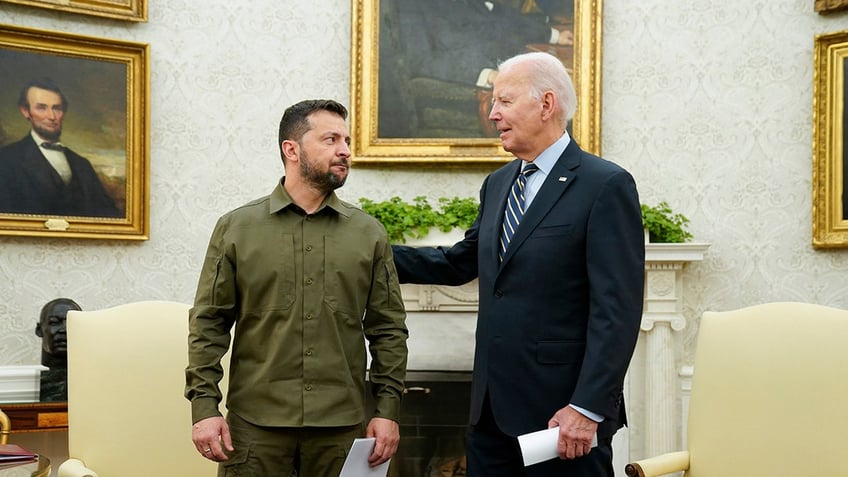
498, 52, 577, 127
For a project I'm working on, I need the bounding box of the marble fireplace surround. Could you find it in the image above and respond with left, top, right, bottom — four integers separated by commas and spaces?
400, 242, 710, 474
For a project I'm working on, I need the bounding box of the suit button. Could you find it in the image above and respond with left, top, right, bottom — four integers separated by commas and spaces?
494, 290, 503, 298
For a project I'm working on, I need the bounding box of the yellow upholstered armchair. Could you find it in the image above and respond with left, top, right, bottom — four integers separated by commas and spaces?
625, 302, 848, 476
58, 301, 226, 477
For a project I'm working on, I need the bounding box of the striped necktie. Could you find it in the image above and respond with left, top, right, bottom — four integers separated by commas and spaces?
499, 162, 539, 261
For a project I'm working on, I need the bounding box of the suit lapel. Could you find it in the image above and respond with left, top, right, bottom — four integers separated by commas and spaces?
499, 142, 581, 267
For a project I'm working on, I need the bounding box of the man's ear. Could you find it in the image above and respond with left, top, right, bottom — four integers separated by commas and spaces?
19, 105, 30, 120
34, 323, 43, 337
540, 91, 557, 121
281, 139, 299, 163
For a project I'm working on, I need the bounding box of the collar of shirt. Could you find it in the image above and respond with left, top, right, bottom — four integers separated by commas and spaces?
31, 130, 67, 150
268, 177, 351, 218
524, 132, 570, 208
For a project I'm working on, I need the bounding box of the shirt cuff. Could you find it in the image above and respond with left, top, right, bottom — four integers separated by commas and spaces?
191, 396, 223, 424
373, 395, 402, 423
569, 404, 604, 423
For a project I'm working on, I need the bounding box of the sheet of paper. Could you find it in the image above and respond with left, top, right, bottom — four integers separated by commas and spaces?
517, 426, 598, 466
339, 437, 391, 477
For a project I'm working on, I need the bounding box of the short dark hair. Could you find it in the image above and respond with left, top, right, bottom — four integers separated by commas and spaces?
18, 78, 69, 111
277, 99, 347, 157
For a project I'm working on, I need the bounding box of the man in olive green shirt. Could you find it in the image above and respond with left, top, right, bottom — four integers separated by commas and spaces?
185, 99, 408, 476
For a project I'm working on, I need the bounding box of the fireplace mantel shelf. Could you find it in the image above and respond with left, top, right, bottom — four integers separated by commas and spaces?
645, 242, 711, 262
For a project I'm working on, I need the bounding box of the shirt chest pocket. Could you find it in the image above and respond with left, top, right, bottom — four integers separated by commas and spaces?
235, 232, 296, 310
322, 235, 375, 314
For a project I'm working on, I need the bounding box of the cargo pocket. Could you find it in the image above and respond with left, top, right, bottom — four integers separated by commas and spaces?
218, 443, 251, 477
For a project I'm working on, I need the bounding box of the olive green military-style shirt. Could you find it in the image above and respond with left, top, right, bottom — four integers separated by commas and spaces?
185, 180, 408, 427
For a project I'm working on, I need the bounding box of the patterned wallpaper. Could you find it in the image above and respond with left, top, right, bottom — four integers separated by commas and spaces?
1, 0, 848, 369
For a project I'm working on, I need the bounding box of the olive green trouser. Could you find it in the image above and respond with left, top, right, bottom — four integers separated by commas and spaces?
218, 411, 363, 477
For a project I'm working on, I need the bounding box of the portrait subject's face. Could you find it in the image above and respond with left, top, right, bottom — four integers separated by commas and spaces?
298, 110, 351, 193
20, 86, 65, 142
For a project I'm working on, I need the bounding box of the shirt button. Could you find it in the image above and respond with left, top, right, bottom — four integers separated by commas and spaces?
305, 384, 313, 391
306, 313, 313, 320
305, 245, 313, 252
306, 278, 313, 285
306, 349, 313, 356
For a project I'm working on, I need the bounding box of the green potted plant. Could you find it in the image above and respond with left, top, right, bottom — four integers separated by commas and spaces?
358, 196, 478, 244
641, 201, 693, 243
360, 196, 693, 244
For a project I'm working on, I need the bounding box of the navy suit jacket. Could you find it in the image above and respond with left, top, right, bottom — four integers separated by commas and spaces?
393, 139, 645, 439
0, 134, 121, 217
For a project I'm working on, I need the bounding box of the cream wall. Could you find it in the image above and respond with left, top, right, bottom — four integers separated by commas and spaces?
1, 0, 848, 374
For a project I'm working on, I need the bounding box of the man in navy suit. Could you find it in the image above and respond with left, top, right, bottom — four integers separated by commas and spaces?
0, 79, 121, 218
392, 52, 645, 476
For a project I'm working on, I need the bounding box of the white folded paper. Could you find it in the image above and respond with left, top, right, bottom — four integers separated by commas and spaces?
517, 426, 598, 466
339, 437, 391, 477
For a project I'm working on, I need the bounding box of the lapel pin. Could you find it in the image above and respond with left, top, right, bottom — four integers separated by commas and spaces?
558, 177, 567, 182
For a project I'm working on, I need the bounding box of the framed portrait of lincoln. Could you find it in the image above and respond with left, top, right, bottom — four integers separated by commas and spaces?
0, 24, 149, 240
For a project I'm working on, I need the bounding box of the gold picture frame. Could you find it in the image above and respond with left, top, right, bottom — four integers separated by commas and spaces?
349, 0, 602, 165
0, 24, 149, 240
0, 0, 147, 22
813, 30, 848, 248
816, 0, 848, 14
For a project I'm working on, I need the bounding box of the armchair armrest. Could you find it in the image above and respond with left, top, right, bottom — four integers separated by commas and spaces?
625, 451, 690, 477
58, 458, 100, 477
0, 408, 10, 445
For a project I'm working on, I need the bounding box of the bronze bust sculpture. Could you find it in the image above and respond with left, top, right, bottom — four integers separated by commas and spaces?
34, 298, 81, 402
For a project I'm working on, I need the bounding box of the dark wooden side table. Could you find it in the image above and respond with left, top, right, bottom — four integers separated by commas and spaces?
2, 402, 67, 433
